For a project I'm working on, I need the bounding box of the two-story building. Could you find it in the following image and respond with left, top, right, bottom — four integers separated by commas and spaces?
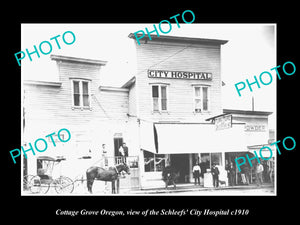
23, 55, 138, 188
23, 33, 274, 193
124, 33, 274, 188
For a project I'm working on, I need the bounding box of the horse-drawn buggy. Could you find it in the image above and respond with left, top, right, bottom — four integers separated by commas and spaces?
23, 156, 74, 194
23, 156, 132, 194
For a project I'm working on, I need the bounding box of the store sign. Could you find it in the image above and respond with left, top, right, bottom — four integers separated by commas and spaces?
148, 69, 212, 80
244, 124, 266, 132
215, 114, 232, 130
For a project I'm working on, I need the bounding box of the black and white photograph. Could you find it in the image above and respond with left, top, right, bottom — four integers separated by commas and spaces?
21, 23, 276, 196
4, 6, 298, 224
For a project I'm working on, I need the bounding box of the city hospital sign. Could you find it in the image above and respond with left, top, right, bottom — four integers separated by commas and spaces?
148, 69, 212, 80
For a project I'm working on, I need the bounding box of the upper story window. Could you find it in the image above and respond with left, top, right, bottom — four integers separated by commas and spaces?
151, 84, 168, 112
194, 86, 209, 113
71, 79, 91, 109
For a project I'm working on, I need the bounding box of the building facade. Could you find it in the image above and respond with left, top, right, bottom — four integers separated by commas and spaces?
22, 34, 274, 193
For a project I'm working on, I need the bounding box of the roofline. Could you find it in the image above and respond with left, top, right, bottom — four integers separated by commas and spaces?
205, 113, 231, 121
128, 33, 228, 45
23, 80, 62, 87
121, 76, 136, 88
51, 55, 107, 66
223, 109, 273, 116
99, 86, 129, 93
154, 121, 245, 125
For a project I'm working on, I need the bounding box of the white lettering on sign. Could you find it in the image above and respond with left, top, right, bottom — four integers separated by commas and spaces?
244, 124, 266, 132
148, 70, 212, 80
215, 114, 232, 130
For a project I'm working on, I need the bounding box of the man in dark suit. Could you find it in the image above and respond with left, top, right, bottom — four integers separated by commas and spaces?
226, 162, 236, 186
211, 163, 220, 188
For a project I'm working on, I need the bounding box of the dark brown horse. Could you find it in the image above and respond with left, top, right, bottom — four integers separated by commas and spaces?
162, 165, 179, 190
86, 163, 130, 194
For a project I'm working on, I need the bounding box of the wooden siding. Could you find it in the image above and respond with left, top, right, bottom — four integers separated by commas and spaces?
134, 41, 223, 122
97, 88, 129, 120
128, 82, 137, 117
23, 60, 129, 144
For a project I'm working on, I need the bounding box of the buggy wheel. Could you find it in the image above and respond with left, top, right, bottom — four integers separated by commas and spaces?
28, 176, 42, 194
23, 175, 35, 191
54, 176, 74, 194
26, 175, 50, 194
39, 179, 51, 194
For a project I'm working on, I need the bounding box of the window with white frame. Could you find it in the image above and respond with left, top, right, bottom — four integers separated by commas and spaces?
151, 84, 168, 112
71, 79, 91, 108
194, 86, 209, 112
144, 150, 166, 172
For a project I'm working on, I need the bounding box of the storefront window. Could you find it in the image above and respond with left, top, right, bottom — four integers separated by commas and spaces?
200, 153, 210, 173
144, 150, 166, 172
211, 152, 222, 166
199, 153, 223, 172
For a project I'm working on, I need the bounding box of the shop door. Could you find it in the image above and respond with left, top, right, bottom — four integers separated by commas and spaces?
114, 137, 123, 156
170, 154, 190, 183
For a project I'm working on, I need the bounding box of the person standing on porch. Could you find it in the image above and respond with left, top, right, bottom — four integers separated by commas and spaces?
211, 163, 220, 188
192, 163, 201, 185
256, 162, 264, 186
119, 142, 128, 163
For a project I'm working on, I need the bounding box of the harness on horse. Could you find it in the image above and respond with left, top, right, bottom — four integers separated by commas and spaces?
114, 165, 127, 178
114, 166, 119, 175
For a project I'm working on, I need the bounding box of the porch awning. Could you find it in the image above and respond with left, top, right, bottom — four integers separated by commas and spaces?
154, 123, 248, 154
140, 121, 157, 154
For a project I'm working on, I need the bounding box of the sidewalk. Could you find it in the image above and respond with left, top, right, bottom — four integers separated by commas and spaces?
127, 183, 275, 194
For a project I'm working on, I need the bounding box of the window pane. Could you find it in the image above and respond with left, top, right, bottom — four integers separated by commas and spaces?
195, 99, 201, 111
203, 87, 208, 110
144, 158, 154, 172
152, 86, 159, 98
73, 81, 80, 94
195, 87, 200, 97
153, 98, 159, 111
211, 152, 222, 166
83, 95, 89, 106
161, 86, 167, 110
144, 151, 155, 172
74, 94, 80, 106
144, 150, 154, 158
161, 99, 167, 110
82, 81, 89, 94
161, 86, 167, 98
155, 157, 165, 171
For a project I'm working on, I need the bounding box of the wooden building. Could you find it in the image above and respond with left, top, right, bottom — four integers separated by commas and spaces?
23, 34, 274, 193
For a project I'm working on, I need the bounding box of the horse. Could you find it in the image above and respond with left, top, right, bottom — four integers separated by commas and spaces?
162, 166, 180, 190
86, 162, 130, 194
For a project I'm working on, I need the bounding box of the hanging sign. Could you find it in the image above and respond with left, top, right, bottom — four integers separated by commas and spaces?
215, 114, 232, 130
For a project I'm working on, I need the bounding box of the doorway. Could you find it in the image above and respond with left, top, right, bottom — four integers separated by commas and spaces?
114, 137, 123, 157
170, 154, 190, 183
